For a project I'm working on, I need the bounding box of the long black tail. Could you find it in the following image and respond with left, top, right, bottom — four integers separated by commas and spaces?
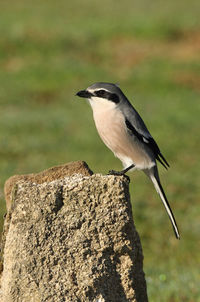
146, 167, 180, 239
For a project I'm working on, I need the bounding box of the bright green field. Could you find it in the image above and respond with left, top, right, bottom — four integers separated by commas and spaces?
0, 1, 200, 301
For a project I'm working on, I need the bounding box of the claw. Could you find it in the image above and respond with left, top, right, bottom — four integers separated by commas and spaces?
107, 170, 130, 182
107, 170, 124, 176
107, 164, 135, 176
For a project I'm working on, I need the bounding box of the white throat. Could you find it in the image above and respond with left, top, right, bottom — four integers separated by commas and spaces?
88, 97, 117, 113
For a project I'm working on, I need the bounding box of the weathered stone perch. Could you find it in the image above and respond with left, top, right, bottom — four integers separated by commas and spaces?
0, 161, 148, 302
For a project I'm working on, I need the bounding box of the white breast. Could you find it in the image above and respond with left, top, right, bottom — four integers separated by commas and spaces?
89, 98, 155, 170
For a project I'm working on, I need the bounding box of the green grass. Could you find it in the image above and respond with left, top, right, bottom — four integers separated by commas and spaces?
0, 0, 200, 300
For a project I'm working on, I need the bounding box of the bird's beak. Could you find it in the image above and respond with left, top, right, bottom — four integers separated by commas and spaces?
76, 90, 93, 98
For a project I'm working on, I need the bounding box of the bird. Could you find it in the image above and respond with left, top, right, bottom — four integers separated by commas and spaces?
76, 82, 180, 239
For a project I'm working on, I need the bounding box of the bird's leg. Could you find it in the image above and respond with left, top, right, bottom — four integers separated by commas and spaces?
108, 164, 135, 176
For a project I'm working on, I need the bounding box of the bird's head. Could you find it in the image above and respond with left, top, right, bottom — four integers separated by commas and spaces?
76, 82, 124, 109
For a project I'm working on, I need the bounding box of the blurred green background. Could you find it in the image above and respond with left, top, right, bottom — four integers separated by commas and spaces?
0, 0, 200, 301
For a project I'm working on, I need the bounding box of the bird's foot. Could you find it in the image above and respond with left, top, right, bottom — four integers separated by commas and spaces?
107, 164, 135, 177
107, 169, 125, 176
107, 170, 130, 181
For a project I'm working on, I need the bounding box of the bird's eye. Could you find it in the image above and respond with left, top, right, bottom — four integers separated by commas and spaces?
95, 90, 106, 97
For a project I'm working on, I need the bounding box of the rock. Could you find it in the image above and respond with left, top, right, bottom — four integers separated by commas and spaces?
4, 161, 93, 211
0, 162, 148, 302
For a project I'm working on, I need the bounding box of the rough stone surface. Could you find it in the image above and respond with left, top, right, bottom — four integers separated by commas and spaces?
0, 163, 148, 302
4, 161, 93, 211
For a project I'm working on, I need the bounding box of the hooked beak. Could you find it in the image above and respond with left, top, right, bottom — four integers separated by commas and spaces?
76, 90, 94, 98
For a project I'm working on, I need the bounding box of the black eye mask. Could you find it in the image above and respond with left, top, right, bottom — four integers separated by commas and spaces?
95, 90, 120, 104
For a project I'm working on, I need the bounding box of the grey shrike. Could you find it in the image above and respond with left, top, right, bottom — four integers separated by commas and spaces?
76, 82, 180, 239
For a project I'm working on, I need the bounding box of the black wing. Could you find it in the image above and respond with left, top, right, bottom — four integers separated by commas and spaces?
125, 119, 170, 169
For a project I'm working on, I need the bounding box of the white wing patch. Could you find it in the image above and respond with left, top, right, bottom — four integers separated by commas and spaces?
143, 137, 149, 143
